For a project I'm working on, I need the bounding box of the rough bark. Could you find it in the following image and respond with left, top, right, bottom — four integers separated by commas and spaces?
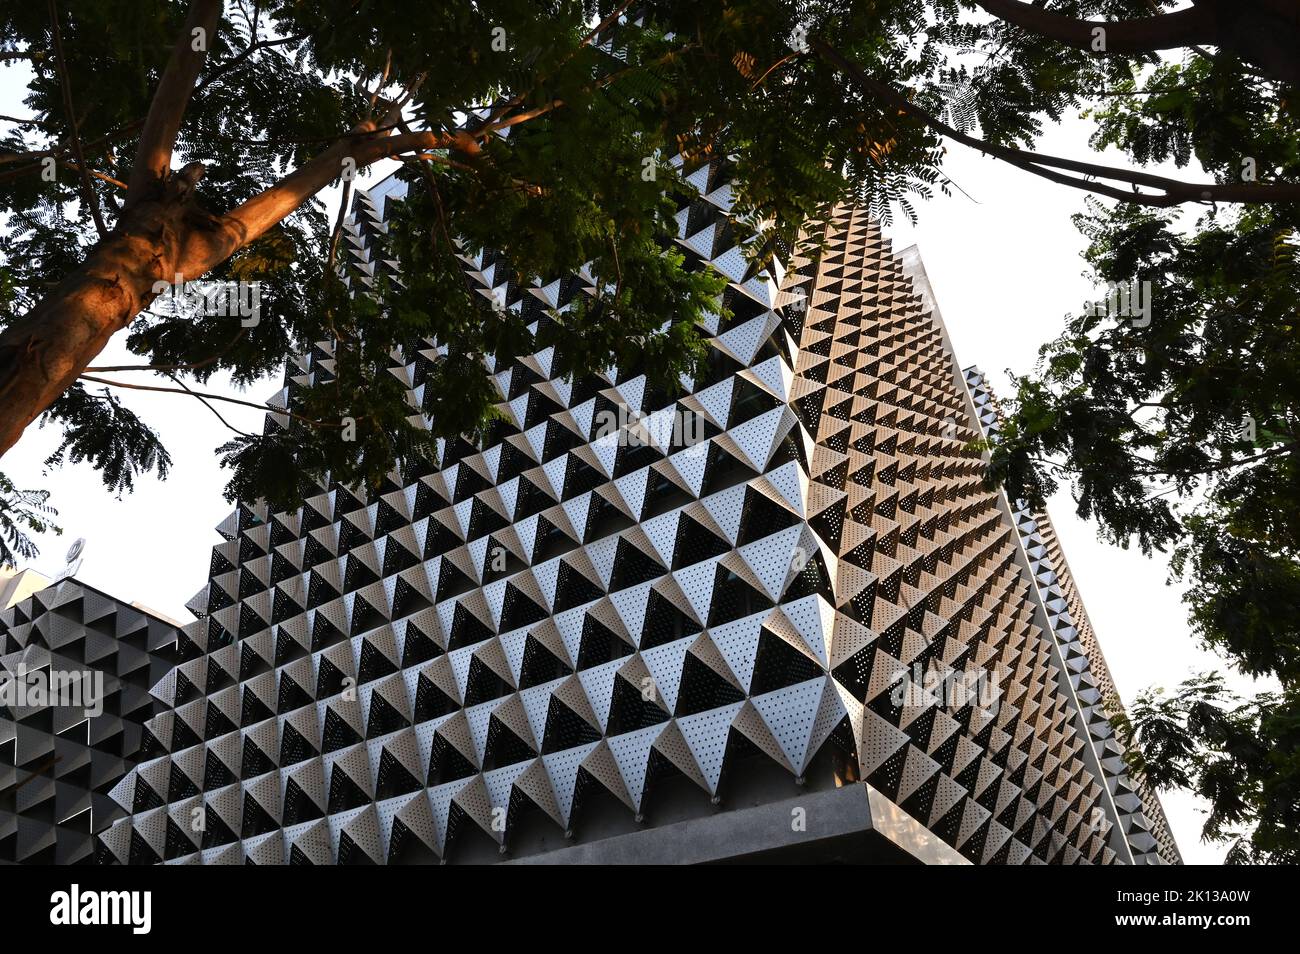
0, 175, 221, 457
0, 0, 227, 460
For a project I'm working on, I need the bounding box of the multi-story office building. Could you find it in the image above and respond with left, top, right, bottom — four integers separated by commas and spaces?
94, 162, 1177, 864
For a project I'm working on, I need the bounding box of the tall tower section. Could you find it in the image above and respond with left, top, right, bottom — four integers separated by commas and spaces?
97, 167, 1175, 864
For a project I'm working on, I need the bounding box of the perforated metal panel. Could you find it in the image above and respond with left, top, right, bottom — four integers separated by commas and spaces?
0, 580, 181, 864
94, 175, 1174, 865
963, 367, 1181, 865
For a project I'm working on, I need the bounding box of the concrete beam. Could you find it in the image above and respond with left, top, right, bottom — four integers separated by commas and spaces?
506, 783, 969, 865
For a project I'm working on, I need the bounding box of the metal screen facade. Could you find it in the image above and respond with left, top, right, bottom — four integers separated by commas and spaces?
95, 162, 1176, 864
2, 580, 180, 864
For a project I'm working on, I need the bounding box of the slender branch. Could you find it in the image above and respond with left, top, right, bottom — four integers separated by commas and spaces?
1028, 456, 1074, 477
1033, 442, 1296, 481
1133, 442, 1298, 478
59, 160, 127, 191
579, 0, 637, 54
0, 119, 142, 183
940, 172, 981, 205
1144, 484, 1179, 503
608, 232, 623, 301
47, 0, 107, 238
163, 372, 255, 437
192, 32, 308, 98
1140, 0, 1218, 67
483, 98, 565, 134
126, 0, 223, 203
478, 53, 675, 140
382, 73, 426, 126
78, 373, 341, 427
411, 152, 476, 173
223, 122, 405, 148
327, 177, 354, 274
1126, 400, 1172, 419
84, 326, 247, 373
366, 48, 393, 116
4, 756, 61, 796
403, 152, 465, 279
1089, 86, 1185, 97
750, 50, 802, 91
0, 113, 50, 126
479, 0, 636, 129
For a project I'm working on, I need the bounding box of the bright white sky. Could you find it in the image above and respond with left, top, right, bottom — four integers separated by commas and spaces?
0, 54, 1262, 865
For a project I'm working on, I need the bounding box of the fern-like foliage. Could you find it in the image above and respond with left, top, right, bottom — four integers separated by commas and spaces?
40, 385, 173, 496
0, 471, 59, 569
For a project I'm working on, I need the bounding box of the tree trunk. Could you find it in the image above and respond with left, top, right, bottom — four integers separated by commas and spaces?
0, 180, 220, 459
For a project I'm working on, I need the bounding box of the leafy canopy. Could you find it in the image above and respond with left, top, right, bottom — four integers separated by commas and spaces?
1, 0, 1153, 506
988, 42, 1299, 860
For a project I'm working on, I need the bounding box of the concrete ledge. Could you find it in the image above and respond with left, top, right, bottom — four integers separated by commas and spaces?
506, 783, 969, 865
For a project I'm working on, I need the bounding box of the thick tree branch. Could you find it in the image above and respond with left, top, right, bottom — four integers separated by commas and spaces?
203, 126, 453, 272
48, 0, 106, 238
812, 37, 1300, 208
973, 0, 1300, 85
126, 0, 223, 203
972, 0, 1213, 54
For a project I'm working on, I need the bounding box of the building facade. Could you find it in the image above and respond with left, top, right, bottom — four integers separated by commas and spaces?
1, 578, 181, 864
963, 367, 1180, 865
95, 162, 1177, 864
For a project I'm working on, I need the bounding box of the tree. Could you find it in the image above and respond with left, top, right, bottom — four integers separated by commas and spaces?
1113, 674, 1300, 864
0, 472, 58, 568
0, 0, 900, 496
975, 7, 1300, 861
0, 0, 1297, 857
